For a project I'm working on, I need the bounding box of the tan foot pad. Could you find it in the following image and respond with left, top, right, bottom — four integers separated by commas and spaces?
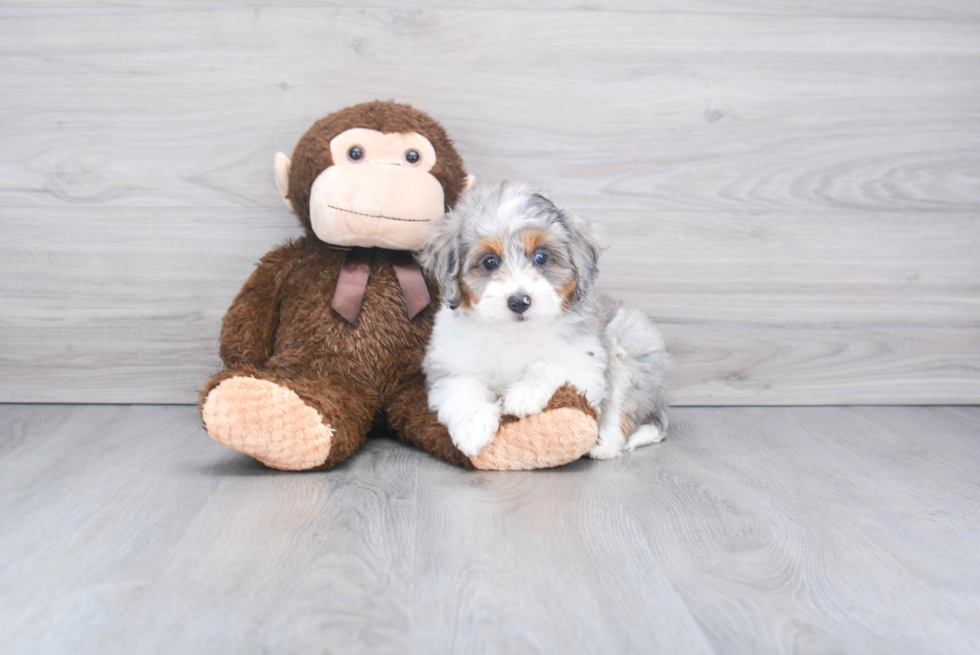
201, 376, 333, 471
470, 408, 599, 471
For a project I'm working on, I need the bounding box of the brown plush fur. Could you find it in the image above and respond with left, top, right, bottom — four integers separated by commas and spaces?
200, 241, 470, 469
199, 102, 598, 471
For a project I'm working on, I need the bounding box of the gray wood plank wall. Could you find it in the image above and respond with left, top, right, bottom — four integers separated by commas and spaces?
1, 3, 978, 405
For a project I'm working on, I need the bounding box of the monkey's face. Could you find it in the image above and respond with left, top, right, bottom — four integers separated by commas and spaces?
312, 128, 447, 250
277, 128, 451, 250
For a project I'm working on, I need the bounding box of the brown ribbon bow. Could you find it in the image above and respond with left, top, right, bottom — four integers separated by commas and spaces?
331, 247, 432, 326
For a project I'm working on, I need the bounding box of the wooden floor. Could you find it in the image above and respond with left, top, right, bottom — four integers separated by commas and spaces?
1, 404, 979, 654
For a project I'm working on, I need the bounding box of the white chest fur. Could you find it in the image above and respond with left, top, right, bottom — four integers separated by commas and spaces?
425, 306, 609, 407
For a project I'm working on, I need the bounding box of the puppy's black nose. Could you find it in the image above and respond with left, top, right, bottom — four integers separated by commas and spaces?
507, 294, 532, 314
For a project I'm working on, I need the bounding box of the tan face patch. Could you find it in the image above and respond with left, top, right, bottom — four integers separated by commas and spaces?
474, 235, 504, 259
458, 279, 476, 309
559, 276, 577, 311
522, 228, 550, 255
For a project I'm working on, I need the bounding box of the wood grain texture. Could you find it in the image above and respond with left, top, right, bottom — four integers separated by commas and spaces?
8, 1, 980, 20
2, 403, 979, 654
2, 207, 977, 404
0, 4, 978, 404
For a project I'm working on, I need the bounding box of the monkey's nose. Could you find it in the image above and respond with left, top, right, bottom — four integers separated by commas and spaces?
507, 294, 532, 315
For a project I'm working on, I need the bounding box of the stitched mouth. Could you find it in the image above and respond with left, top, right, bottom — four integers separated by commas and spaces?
327, 205, 433, 223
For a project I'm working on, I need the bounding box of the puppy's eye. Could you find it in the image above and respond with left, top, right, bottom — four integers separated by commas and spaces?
533, 251, 548, 266
404, 149, 421, 165
482, 255, 499, 271
348, 146, 364, 162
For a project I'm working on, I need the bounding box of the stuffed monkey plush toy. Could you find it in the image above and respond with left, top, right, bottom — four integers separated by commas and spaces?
199, 101, 599, 471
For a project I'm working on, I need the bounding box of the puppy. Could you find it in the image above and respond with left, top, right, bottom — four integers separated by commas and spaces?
419, 182, 668, 460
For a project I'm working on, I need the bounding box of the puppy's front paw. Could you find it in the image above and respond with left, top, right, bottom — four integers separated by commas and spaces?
589, 438, 625, 460
450, 404, 501, 457
502, 380, 555, 418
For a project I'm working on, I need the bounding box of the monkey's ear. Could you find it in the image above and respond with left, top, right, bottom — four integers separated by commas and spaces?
464, 174, 476, 192
274, 152, 294, 212
417, 212, 463, 310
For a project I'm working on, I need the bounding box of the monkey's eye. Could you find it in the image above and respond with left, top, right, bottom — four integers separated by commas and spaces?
404, 149, 421, 165
481, 255, 499, 271
533, 251, 549, 266
348, 146, 364, 162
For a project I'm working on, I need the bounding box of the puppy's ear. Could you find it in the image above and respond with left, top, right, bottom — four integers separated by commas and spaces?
418, 211, 463, 309
562, 210, 603, 302
531, 192, 604, 302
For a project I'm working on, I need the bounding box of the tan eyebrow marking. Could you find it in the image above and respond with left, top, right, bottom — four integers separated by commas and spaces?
473, 235, 504, 258
522, 228, 550, 254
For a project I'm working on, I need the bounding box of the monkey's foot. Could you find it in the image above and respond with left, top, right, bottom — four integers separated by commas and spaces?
470, 385, 599, 471
201, 376, 334, 471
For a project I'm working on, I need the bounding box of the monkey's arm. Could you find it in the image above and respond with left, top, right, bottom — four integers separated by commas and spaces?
218, 239, 301, 368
